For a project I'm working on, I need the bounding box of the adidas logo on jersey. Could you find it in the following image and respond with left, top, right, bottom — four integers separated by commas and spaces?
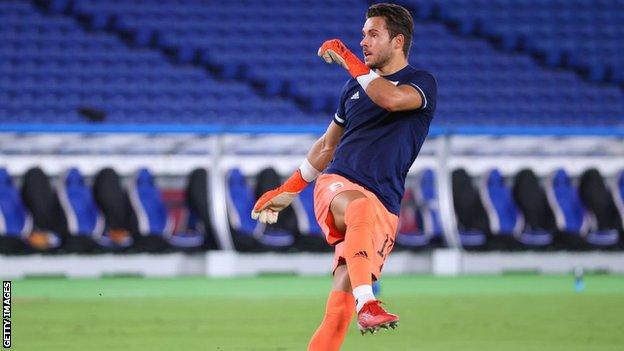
350, 91, 360, 100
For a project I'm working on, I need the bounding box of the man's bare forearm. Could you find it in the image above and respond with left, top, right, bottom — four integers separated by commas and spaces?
305, 121, 344, 174
306, 134, 337, 172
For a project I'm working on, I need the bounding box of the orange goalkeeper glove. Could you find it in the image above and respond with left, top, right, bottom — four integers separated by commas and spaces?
251, 160, 320, 224
318, 39, 379, 89
318, 39, 369, 78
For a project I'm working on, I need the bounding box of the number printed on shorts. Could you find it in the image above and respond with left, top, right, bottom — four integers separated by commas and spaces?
376, 233, 395, 259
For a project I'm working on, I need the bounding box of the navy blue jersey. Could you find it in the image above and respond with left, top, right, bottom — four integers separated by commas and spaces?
325, 65, 437, 215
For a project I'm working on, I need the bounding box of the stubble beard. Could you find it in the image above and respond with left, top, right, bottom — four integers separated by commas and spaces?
367, 49, 392, 70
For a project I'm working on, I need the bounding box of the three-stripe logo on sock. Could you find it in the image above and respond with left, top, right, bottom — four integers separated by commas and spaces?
353, 251, 369, 259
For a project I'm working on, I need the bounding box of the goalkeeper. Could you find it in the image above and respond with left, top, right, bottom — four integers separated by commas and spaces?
252, 3, 437, 349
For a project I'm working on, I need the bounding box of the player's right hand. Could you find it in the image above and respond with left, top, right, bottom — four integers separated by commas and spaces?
251, 170, 309, 224
318, 39, 370, 78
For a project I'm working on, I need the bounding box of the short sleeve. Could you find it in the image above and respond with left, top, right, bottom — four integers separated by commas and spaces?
333, 80, 351, 127
405, 72, 437, 111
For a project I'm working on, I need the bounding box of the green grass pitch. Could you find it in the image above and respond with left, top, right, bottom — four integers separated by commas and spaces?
10, 274, 624, 350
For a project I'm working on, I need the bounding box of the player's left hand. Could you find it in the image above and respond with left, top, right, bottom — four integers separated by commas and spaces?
251, 170, 309, 224
318, 39, 370, 78
251, 188, 297, 224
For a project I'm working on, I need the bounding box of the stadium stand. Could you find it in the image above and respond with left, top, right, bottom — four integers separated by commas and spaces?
1, 0, 315, 124
408, 0, 624, 85
399, 0, 624, 125
1, 0, 624, 255
1, 0, 622, 126
68, 0, 367, 114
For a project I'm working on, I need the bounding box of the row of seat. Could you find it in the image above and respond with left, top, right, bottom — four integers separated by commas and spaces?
100, 0, 624, 115
408, 0, 624, 86
453, 168, 623, 250
2, 166, 623, 254
225, 166, 624, 251
1, 0, 623, 126
9, 73, 609, 89
0, 167, 207, 254
1, 0, 312, 123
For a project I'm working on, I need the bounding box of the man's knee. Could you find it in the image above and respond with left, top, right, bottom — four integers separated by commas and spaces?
329, 190, 368, 233
332, 264, 352, 292
344, 197, 375, 228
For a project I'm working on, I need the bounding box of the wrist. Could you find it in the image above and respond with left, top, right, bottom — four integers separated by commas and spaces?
346, 53, 371, 79
281, 169, 310, 194
299, 158, 321, 182
355, 70, 379, 90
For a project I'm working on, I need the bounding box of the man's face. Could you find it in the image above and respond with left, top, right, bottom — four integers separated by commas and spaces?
360, 16, 395, 69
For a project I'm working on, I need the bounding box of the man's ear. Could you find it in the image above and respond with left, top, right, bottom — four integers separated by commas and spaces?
393, 34, 404, 52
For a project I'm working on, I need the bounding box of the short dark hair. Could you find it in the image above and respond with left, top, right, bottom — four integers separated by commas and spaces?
366, 3, 414, 57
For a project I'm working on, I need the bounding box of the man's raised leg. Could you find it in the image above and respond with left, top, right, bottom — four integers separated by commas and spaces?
331, 191, 399, 334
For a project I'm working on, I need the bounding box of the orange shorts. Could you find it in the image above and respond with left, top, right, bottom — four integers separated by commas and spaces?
313, 173, 399, 280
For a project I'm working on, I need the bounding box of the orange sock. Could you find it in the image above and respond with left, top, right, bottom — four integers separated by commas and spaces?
307, 290, 355, 351
344, 198, 375, 289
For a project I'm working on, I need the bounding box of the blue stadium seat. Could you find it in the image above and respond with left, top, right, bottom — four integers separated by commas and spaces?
57, 167, 104, 238
226, 168, 294, 251
415, 169, 444, 243
291, 182, 330, 251
546, 169, 590, 234
294, 183, 323, 237
612, 170, 624, 234
397, 187, 428, 248
480, 169, 552, 248
0, 168, 32, 239
397, 169, 445, 248
546, 169, 618, 248
128, 168, 173, 237
128, 168, 204, 250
